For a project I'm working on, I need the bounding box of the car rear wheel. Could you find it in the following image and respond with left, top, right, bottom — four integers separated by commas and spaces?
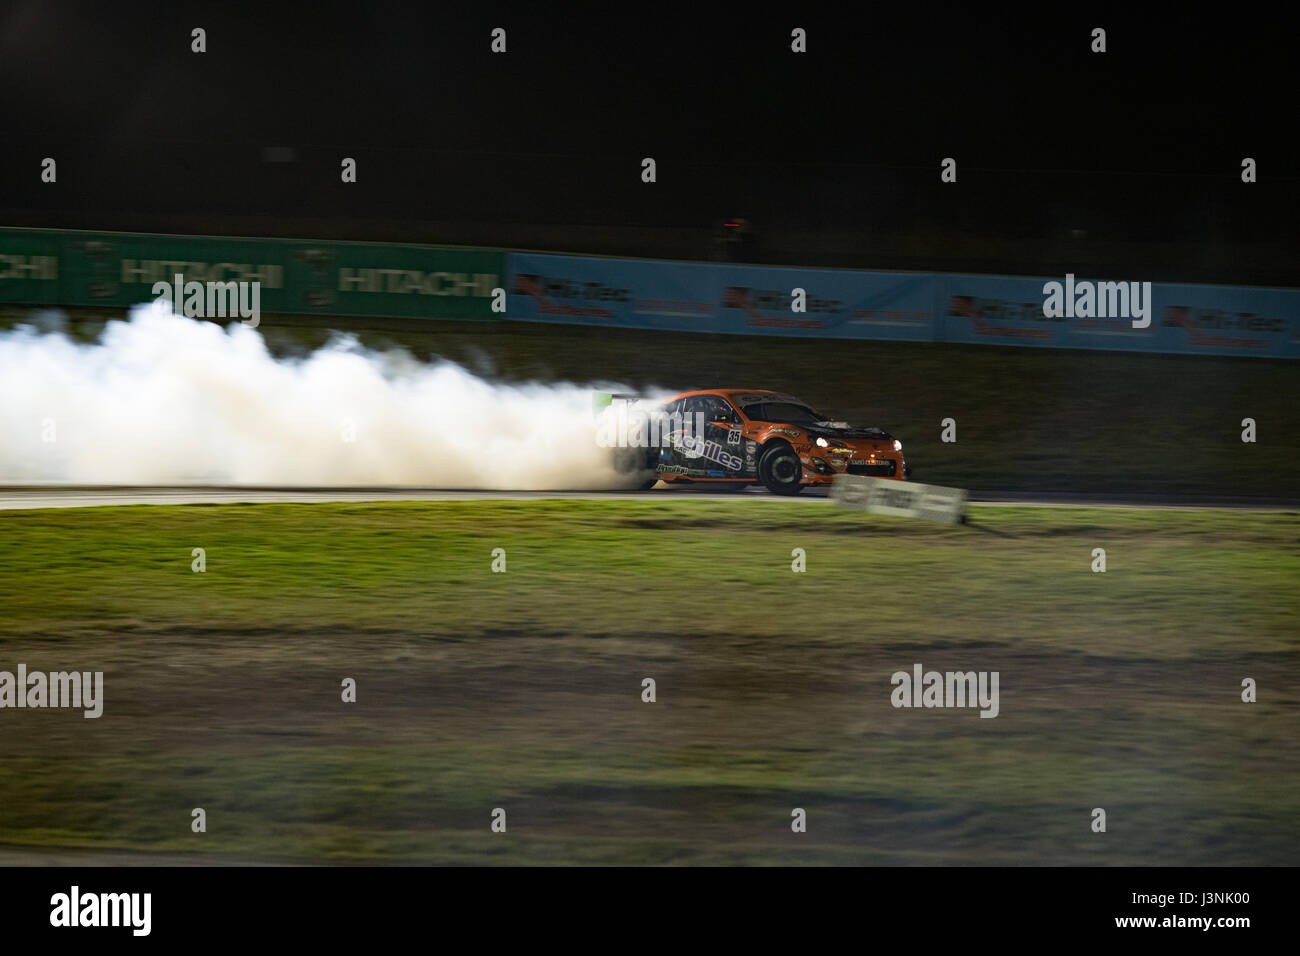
758, 442, 804, 495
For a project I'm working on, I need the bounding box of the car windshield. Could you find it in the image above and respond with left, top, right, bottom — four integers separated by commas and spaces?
742, 401, 824, 425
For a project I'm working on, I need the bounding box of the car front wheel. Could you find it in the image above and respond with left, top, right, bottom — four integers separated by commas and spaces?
758, 442, 804, 495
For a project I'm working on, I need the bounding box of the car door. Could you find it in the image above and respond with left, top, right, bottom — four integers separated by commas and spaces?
696, 394, 748, 478
655, 397, 696, 476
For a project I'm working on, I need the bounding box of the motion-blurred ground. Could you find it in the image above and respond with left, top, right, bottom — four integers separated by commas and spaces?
1, 500, 1296, 864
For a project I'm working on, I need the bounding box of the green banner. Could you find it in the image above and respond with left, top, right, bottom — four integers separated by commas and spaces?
0, 228, 504, 320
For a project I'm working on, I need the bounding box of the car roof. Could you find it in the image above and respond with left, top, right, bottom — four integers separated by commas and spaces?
667, 388, 807, 407
671, 388, 790, 400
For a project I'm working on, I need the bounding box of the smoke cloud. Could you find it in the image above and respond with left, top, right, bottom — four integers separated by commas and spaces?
0, 302, 651, 488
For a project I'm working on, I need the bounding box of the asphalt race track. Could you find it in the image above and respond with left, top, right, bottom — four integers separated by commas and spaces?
1, 486, 1296, 511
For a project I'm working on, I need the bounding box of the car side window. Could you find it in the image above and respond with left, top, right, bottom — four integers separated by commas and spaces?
702, 396, 734, 423
680, 396, 705, 418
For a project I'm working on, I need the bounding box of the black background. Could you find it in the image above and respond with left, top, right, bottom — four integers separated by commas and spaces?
1, 2, 1295, 270
2, 864, 1283, 943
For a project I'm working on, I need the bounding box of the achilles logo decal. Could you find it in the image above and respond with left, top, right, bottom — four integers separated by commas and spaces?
672, 433, 743, 471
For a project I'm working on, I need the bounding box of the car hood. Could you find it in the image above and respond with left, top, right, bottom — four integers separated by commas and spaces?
802, 420, 893, 441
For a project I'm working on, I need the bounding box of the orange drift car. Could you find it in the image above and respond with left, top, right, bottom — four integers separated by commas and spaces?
640, 388, 911, 495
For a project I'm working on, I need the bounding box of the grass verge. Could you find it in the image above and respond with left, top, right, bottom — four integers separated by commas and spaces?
1, 499, 1297, 864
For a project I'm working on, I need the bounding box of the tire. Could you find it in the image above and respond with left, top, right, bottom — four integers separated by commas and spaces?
757, 442, 805, 495
612, 446, 660, 491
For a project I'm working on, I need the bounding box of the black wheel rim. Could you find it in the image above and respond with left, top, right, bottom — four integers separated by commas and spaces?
771, 455, 800, 484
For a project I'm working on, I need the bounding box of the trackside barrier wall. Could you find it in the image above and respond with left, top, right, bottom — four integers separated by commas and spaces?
3, 228, 1296, 358
508, 253, 937, 340
508, 252, 1300, 358
0, 228, 504, 320
938, 272, 1300, 358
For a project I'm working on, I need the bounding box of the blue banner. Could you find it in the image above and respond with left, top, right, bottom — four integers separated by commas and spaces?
508, 252, 1300, 358
939, 273, 1300, 358
508, 253, 938, 340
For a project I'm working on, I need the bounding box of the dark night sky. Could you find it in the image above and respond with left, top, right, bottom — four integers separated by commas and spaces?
0, 2, 1294, 240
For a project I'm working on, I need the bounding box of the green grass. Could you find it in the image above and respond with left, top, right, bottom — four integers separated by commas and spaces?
1, 499, 1297, 864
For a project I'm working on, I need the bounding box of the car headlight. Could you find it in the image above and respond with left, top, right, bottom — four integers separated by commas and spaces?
815, 436, 829, 447
893, 440, 903, 452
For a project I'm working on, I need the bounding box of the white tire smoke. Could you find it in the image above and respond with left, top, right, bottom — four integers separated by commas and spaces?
0, 302, 648, 489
